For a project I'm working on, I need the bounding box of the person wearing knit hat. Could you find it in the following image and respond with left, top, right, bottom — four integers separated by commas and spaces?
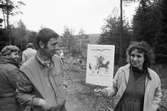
0, 45, 22, 111
1, 45, 20, 56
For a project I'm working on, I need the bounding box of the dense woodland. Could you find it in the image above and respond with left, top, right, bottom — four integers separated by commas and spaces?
0, 0, 167, 65
99, 0, 167, 64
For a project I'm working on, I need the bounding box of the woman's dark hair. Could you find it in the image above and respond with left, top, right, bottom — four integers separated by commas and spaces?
35, 28, 59, 49
126, 41, 155, 68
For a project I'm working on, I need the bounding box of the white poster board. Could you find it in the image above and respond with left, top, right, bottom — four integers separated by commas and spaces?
86, 44, 115, 86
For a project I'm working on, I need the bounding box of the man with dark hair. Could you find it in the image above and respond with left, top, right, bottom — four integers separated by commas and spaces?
17, 28, 66, 111
0, 45, 22, 111
22, 42, 37, 63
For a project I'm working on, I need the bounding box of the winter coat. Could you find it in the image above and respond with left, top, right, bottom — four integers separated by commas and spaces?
0, 57, 22, 111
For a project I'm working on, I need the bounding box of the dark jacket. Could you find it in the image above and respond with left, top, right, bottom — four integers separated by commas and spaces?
0, 57, 22, 111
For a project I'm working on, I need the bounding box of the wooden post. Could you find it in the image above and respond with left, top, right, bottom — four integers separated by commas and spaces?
119, 0, 123, 65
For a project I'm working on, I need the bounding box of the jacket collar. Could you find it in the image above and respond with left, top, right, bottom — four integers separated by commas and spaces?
124, 64, 151, 83
35, 52, 54, 68
0, 56, 19, 67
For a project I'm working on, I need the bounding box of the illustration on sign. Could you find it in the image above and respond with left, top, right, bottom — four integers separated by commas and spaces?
86, 44, 115, 86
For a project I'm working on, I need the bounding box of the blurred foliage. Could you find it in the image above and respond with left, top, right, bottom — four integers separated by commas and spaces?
0, 0, 167, 65
154, 0, 167, 64
9, 20, 37, 50
0, 0, 25, 28
60, 27, 80, 57
98, 16, 132, 65
98, 0, 167, 64
0, 0, 25, 15
132, 0, 167, 64
132, 0, 160, 45
0, 20, 37, 51
0, 28, 10, 50
60, 27, 89, 59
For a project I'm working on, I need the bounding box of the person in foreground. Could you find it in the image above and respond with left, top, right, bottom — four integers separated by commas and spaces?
17, 28, 66, 111
96, 41, 162, 111
0, 45, 22, 111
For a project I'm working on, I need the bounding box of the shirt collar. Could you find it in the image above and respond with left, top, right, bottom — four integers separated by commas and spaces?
130, 64, 151, 80
36, 51, 54, 68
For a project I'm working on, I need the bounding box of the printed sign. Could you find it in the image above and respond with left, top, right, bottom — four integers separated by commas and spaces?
86, 44, 115, 86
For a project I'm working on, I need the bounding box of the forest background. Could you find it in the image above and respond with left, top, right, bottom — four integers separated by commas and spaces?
0, 0, 167, 110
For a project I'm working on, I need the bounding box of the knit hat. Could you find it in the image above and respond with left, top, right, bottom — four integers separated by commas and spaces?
1, 45, 20, 56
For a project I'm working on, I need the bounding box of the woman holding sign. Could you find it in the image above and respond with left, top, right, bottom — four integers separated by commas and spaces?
95, 41, 162, 111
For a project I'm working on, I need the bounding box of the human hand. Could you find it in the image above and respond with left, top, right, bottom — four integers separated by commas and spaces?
33, 98, 51, 111
94, 88, 107, 97
94, 80, 116, 97
39, 99, 52, 111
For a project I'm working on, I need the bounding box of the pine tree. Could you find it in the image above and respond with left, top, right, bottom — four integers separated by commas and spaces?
133, 0, 161, 45
154, 0, 167, 63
